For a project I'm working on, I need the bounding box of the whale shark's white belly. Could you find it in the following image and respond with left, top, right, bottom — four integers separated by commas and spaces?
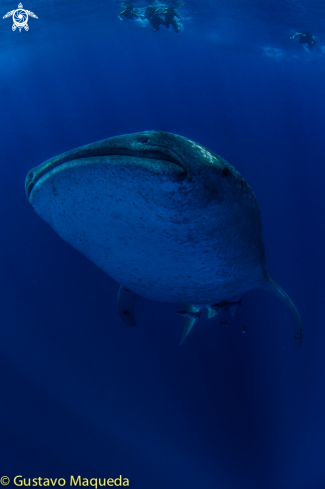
30, 155, 265, 303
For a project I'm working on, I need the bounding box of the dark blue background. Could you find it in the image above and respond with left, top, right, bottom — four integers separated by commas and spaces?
1, 2, 325, 488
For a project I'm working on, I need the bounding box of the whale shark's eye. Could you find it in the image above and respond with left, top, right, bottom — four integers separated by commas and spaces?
138, 137, 149, 144
222, 168, 230, 177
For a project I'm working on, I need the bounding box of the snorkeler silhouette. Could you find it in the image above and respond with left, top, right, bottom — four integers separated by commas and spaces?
118, 4, 140, 21
290, 31, 317, 50
142, 6, 165, 32
162, 6, 181, 33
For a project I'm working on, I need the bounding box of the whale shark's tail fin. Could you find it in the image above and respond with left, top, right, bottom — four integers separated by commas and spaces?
262, 274, 302, 347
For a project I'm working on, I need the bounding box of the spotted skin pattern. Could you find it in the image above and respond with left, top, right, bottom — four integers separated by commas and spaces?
26, 131, 302, 344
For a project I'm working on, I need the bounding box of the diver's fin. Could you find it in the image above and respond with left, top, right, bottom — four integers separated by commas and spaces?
117, 285, 141, 327
207, 306, 218, 318
179, 304, 200, 345
262, 274, 302, 347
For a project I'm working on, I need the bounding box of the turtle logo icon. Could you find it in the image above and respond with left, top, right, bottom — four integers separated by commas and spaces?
3, 3, 38, 32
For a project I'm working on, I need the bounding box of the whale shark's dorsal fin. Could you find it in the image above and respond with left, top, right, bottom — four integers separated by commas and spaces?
117, 285, 141, 327
262, 274, 302, 347
179, 304, 201, 345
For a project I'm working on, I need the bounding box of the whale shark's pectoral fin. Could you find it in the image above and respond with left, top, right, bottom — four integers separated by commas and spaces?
262, 274, 302, 347
180, 318, 196, 345
117, 285, 141, 327
179, 304, 201, 345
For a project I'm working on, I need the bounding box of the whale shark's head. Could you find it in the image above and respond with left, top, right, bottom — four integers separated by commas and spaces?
26, 131, 257, 208
25, 130, 263, 304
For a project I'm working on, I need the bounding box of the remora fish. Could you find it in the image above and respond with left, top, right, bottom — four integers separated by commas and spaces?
210, 300, 242, 317
25, 131, 302, 345
177, 310, 202, 321
180, 299, 241, 342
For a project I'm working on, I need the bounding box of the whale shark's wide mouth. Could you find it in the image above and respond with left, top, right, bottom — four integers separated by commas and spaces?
25, 141, 186, 200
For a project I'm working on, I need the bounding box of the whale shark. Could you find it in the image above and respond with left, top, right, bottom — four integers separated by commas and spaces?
25, 131, 302, 345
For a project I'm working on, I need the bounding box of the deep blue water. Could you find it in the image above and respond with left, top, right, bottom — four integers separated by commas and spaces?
1, 1, 325, 488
